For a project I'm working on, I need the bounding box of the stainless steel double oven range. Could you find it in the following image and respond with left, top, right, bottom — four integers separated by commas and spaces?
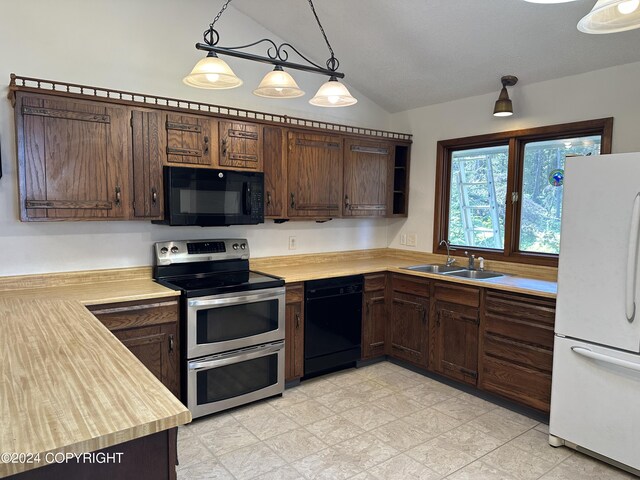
154, 239, 285, 419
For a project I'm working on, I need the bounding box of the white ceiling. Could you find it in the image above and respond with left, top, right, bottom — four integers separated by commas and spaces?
229, 0, 640, 113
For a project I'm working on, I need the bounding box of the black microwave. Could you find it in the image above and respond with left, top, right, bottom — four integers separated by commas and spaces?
155, 166, 264, 226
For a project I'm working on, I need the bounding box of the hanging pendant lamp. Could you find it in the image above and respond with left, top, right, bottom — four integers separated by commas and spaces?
309, 77, 357, 107
578, 0, 640, 33
183, 51, 243, 89
253, 66, 305, 98
493, 75, 518, 117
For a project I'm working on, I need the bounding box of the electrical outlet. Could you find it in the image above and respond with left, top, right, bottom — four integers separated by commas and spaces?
400, 233, 407, 245
406, 233, 417, 247
288, 236, 297, 250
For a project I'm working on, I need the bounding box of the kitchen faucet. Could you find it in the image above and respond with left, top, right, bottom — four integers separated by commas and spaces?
464, 251, 476, 270
439, 240, 455, 266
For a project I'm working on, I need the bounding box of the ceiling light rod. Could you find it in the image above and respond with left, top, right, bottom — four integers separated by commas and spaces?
195, 0, 345, 79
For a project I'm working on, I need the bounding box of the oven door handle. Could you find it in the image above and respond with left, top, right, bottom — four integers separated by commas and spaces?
189, 341, 284, 371
188, 288, 284, 309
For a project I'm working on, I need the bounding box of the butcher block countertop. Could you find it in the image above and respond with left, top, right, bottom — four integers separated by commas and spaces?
0, 267, 179, 305
252, 248, 557, 298
0, 298, 191, 477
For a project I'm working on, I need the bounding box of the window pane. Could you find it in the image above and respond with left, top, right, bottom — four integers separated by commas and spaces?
519, 135, 601, 254
448, 146, 508, 249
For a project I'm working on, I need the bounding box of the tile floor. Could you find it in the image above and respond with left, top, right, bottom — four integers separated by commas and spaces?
177, 361, 636, 480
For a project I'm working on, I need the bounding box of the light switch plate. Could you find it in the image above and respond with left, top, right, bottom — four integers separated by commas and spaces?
406, 233, 417, 247
288, 236, 297, 250
400, 234, 407, 245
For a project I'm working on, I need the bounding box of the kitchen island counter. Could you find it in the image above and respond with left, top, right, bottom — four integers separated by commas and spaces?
0, 298, 191, 478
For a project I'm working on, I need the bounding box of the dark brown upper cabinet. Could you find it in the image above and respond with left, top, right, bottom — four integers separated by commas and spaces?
343, 139, 391, 217
165, 113, 216, 167
15, 93, 129, 221
287, 131, 343, 218
219, 120, 263, 171
263, 126, 287, 218
131, 109, 165, 219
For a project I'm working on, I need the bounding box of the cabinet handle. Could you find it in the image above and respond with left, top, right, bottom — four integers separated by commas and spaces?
366, 300, 370, 316
436, 312, 441, 327
204, 136, 209, 155
290, 192, 296, 209
266, 192, 272, 207
417, 305, 427, 325
295, 312, 300, 329
221, 138, 227, 157
115, 186, 121, 207
345, 194, 351, 210
169, 334, 174, 353
151, 188, 158, 205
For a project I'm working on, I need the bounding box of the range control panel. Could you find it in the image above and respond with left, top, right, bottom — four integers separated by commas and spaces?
154, 239, 249, 266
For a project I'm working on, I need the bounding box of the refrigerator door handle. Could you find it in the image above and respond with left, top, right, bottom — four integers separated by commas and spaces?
572, 346, 640, 373
625, 193, 640, 322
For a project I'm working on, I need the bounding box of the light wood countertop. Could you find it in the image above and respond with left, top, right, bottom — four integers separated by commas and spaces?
0, 298, 191, 477
252, 249, 557, 298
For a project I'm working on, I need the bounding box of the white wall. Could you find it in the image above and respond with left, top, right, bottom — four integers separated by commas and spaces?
388, 61, 640, 253
0, 0, 392, 276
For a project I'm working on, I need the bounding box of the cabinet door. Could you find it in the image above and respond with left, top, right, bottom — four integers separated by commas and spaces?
263, 126, 286, 218
165, 113, 215, 166
343, 139, 390, 217
219, 120, 262, 171
287, 131, 343, 218
363, 290, 387, 359
131, 109, 164, 219
435, 302, 479, 386
285, 284, 305, 381
389, 291, 429, 366
113, 323, 179, 397
16, 93, 129, 220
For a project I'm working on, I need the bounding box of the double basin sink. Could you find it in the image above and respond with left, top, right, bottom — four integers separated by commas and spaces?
402, 264, 504, 280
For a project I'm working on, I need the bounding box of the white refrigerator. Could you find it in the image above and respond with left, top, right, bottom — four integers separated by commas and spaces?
550, 152, 640, 474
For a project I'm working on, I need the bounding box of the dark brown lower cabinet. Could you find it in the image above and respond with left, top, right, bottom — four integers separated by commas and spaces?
362, 273, 387, 359
389, 274, 429, 367
285, 283, 305, 381
432, 282, 480, 386
478, 290, 556, 413
88, 299, 180, 397
7, 428, 177, 480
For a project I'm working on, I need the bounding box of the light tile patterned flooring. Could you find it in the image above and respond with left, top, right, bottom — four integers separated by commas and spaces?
177, 361, 636, 480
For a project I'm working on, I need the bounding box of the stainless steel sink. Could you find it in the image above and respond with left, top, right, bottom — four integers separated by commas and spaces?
443, 270, 504, 280
402, 264, 465, 274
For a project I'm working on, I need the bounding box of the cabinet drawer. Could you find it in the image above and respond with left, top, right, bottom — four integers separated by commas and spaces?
484, 314, 554, 349
434, 282, 479, 308
483, 333, 553, 372
286, 284, 304, 304
364, 273, 387, 292
391, 274, 429, 297
480, 356, 552, 412
88, 300, 178, 331
485, 291, 556, 326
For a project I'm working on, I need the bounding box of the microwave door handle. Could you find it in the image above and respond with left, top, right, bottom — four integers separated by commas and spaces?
243, 182, 252, 216
626, 192, 640, 322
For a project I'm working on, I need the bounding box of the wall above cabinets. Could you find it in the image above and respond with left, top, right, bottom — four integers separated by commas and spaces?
9, 74, 411, 224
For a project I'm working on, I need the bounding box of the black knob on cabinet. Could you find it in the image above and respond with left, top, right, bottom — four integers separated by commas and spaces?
170, 246, 179, 254
232, 243, 239, 250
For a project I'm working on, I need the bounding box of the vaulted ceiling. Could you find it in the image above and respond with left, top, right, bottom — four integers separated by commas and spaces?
230, 0, 640, 113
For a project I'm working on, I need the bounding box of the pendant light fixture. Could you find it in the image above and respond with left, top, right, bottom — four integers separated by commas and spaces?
253, 66, 304, 98
183, 0, 357, 107
493, 75, 518, 117
578, 0, 640, 33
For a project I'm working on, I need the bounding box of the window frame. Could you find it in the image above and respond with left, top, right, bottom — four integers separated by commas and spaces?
433, 118, 613, 266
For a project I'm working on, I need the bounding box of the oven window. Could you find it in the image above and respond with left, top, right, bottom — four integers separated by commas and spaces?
196, 299, 279, 344
177, 188, 241, 215
196, 353, 278, 405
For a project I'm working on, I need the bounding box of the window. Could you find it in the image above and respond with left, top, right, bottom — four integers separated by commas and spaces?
434, 118, 613, 265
